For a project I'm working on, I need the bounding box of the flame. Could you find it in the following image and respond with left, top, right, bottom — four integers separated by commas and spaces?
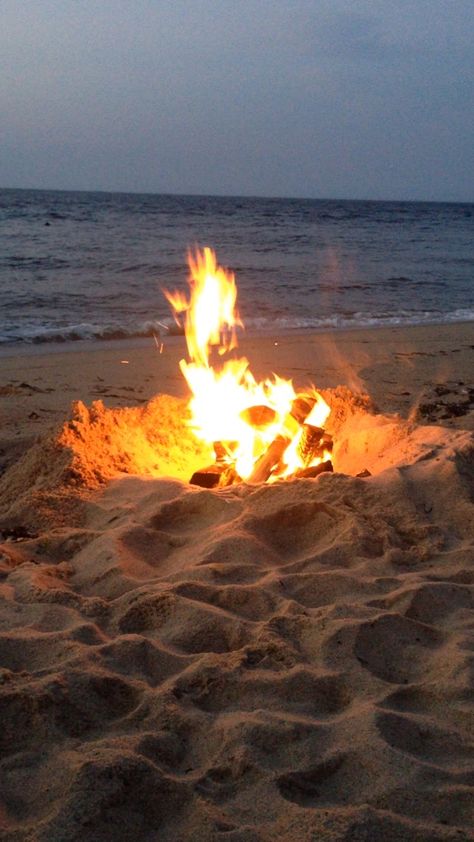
165, 247, 241, 365
165, 247, 330, 482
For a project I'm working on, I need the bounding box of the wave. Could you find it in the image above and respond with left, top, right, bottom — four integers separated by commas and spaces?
0, 319, 183, 346
243, 308, 474, 333
1, 308, 473, 346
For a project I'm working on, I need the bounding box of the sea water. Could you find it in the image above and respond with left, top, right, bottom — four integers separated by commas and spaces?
1, 188, 473, 347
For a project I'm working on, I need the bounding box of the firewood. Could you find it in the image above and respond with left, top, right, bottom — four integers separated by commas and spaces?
190, 463, 239, 488
297, 424, 324, 466
281, 412, 300, 439
213, 441, 227, 462
220, 465, 240, 486
320, 432, 333, 453
293, 460, 333, 479
240, 405, 277, 428
300, 434, 332, 463
213, 441, 237, 462
290, 395, 316, 425
190, 465, 225, 488
247, 434, 290, 484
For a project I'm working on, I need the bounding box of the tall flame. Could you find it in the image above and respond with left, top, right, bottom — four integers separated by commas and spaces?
165, 247, 241, 365
165, 247, 330, 481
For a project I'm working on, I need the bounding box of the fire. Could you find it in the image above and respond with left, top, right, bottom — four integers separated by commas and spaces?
165, 247, 331, 484
165, 248, 241, 366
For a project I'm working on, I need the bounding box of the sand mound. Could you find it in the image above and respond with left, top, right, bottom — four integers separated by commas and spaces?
0, 391, 473, 840
0, 394, 211, 532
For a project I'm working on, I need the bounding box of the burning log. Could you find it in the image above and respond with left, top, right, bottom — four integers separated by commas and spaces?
290, 395, 316, 425
190, 463, 239, 489
213, 441, 237, 462
213, 441, 227, 463
240, 405, 277, 429
246, 402, 315, 484
247, 434, 291, 484
297, 424, 333, 465
320, 432, 333, 453
191, 402, 334, 487
241, 403, 334, 485
293, 459, 333, 479
189, 465, 225, 489
297, 424, 325, 467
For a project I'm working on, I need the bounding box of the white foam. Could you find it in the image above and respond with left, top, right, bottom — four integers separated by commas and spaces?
1, 309, 473, 347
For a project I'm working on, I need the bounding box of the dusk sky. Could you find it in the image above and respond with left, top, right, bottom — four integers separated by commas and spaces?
2, 0, 473, 201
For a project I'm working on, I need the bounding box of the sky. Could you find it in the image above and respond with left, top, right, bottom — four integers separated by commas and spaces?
1, 0, 473, 201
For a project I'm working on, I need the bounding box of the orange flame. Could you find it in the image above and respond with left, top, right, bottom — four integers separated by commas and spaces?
165, 247, 330, 482
165, 247, 241, 366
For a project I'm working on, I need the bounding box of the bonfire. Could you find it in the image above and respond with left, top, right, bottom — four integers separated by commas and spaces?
164, 247, 334, 487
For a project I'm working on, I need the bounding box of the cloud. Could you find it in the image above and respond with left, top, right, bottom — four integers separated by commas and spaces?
0, 0, 473, 199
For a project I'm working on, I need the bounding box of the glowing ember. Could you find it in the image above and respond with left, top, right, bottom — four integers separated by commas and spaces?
165, 247, 331, 484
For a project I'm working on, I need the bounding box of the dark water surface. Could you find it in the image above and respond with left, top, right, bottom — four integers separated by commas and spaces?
1, 188, 473, 346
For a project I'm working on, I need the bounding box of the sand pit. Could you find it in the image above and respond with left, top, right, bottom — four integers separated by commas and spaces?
0, 389, 473, 841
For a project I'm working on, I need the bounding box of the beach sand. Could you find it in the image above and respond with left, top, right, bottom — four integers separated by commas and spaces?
0, 323, 473, 841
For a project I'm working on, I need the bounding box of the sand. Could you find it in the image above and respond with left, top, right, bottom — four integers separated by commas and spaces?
0, 323, 473, 841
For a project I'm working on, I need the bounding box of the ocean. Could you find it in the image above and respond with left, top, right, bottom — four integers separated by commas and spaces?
1, 188, 473, 347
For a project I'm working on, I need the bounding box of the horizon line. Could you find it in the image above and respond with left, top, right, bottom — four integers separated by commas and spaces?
1, 184, 473, 206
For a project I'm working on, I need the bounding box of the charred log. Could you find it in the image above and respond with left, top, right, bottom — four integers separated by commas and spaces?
190, 465, 224, 488
293, 459, 333, 479
297, 424, 325, 467
190, 463, 239, 489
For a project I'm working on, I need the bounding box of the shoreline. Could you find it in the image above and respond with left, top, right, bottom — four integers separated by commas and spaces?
0, 318, 473, 359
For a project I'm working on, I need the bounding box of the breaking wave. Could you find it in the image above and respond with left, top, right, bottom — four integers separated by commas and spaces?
1, 309, 473, 347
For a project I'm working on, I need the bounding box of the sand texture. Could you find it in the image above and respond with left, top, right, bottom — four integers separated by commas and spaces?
0, 381, 473, 841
